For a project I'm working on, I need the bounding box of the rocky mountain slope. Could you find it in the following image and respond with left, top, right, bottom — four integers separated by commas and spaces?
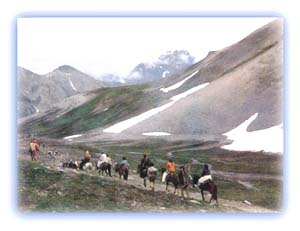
124, 50, 195, 85
18, 65, 104, 118
103, 19, 283, 144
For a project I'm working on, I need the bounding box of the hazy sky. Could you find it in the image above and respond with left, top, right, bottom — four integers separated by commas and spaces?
17, 17, 276, 77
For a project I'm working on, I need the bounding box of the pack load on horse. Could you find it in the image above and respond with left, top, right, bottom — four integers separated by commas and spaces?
137, 152, 152, 187
97, 152, 113, 177
115, 157, 129, 180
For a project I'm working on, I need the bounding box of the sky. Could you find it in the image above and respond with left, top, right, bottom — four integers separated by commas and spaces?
17, 17, 276, 78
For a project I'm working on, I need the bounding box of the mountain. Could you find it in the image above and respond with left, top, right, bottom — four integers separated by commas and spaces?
19, 19, 283, 153
117, 19, 283, 139
124, 50, 195, 85
97, 73, 126, 87
18, 65, 104, 118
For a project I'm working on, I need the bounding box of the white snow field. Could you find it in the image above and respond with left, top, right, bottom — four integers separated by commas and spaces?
222, 113, 283, 153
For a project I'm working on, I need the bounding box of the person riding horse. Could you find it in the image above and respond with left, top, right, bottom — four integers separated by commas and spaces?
166, 158, 176, 175
117, 157, 129, 180
79, 150, 91, 170
192, 164, 218, 205
139, 152, 152, 187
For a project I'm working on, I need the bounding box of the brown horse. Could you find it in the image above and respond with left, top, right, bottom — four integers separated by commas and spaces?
178, 166, 191, 199
115, 163, 128, 180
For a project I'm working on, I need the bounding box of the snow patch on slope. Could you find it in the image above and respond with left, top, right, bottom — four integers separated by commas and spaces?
222, 113, 283, 153
63, 134, 82, 141
69, 78, 77, 91
160, 70, 199, 93
103, 82, 209, 133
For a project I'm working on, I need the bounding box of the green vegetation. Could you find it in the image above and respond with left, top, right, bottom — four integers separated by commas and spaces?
215, 178, 282, 210
18, 160, 209, 212
22, 85, 157, 138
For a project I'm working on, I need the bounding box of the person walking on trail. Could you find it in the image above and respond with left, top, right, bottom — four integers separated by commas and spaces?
29, 138, 39, 161
80, 150, 91, 170
147, 162, 158, 191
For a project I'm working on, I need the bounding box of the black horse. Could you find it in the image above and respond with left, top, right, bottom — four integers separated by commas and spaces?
192, 175, 218, 206
97, 162, 112, 177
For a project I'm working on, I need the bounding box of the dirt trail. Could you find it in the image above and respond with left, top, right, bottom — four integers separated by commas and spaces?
51, 164, 276, 213
18, 137, 278, 213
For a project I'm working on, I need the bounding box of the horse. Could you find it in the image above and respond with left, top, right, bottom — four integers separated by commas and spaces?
192, 175, 218, 206
97, 162, 112, 177
62, 161, 79, 169
178, 166, 191, 199
115, 163, 128, 180
161, 168, 179, 194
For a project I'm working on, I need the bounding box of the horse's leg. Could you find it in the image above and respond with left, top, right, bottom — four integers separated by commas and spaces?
144, 178, 147, 187
187, 187, 190, 199
201, 188, 205, 201
108, 167, 112, 177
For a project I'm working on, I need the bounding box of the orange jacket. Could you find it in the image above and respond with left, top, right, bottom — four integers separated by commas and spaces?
166, 162, 176, 172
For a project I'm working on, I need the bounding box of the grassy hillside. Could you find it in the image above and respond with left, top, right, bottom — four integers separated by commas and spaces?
18, 160, 213, 213
21, 84, 158, 138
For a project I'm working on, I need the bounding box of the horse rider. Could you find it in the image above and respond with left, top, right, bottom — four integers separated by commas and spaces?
97, 151, 113, 168
80, 150, 91, 170
141, 152, 151, 168
198, 164, 213, 186
201, 164, 210, 177
166, 158, 176, 176
29, 138, 40, 161
139, 153, 151, 184
119, 157, 129, 180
